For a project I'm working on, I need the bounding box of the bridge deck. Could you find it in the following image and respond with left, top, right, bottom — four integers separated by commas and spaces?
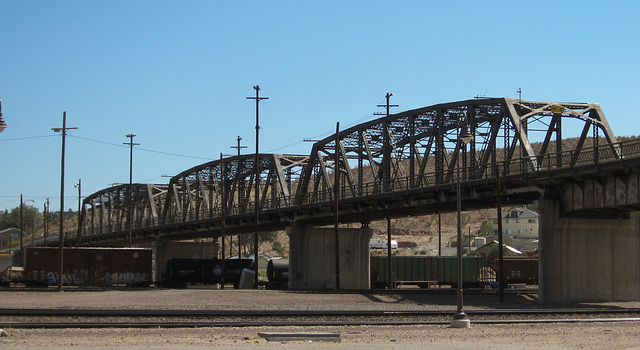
59, 98, 640, 246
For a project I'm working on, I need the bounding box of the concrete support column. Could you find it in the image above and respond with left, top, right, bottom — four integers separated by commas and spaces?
287, 226, 373, 290
153, 238, 166, 285
538, 197, 640, 303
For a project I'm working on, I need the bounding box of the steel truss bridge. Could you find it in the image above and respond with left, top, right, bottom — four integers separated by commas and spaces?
67, 97, 640, 246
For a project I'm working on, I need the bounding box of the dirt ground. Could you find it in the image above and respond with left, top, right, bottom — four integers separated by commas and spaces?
1, 289, 639, 349
3, 322, 640, 349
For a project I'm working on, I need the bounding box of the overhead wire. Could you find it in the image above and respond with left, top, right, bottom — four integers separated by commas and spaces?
0, 135, 57, 142
69, 135, 215, 161
2, 104, 385, 207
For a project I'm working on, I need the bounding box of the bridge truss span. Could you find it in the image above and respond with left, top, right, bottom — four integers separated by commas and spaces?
163, 153, 309, 225
77, 154, 309, 245
78, 183, 168, 244
294, 98, 620, 206
73, 97, 638, 246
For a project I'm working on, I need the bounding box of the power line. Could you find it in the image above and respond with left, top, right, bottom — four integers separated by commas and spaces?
70, 135, 125, 148
0, 135, 57, 142
69, 135, 215, 160
137, 147, 214, 160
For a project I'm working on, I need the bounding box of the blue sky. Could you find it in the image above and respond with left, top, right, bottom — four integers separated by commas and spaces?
1, 1, 638, 212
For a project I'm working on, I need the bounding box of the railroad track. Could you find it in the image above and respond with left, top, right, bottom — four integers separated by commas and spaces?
1, 308, 639, 328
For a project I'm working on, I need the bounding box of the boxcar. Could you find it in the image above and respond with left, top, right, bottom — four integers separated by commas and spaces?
370, 256, 488, 289
24, 247, 152, 287
489, 257, 538, 285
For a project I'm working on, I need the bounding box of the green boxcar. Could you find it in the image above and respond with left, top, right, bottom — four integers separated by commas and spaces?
370, 256, 488, 288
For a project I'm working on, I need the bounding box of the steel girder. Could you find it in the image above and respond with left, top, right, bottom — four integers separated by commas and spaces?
162, 153, 308, 225
294, 98, 619, 204
78, 154, 308, 241
78, 184, 168, 243
75, 97, 624, 244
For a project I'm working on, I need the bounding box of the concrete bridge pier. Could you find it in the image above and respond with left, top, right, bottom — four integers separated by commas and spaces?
538, 197, 640, 303
287, 225, 373, 290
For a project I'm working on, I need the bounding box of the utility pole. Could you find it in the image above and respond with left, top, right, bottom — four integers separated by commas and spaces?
124, 134, 139, 247
229, 135, 246, 257
220, 152, 226, 289
334, 122, 341, 290
246, 85, 268, 289
376, 92, 398, 117
497, 168, 505, 302
20, 194, 23, 258
375, 93, 398, 192
375, 93, 398, 284
52, 111, 78, 290
230, 135, 247, 156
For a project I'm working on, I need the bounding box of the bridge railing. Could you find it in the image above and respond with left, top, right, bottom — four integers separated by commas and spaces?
294, 138, 640, 206
79, 138, 640, 239
159, 138, 640, 222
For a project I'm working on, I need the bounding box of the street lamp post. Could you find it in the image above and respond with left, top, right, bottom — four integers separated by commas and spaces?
74, 179, 81, 213
52, 111, 78, 291
451, 114, 473, 329
246, 85, 268, 289
74, 180, 82, 245
43, 198, 50, 245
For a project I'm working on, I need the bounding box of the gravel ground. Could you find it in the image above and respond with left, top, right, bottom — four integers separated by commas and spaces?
0, 288, 639, 349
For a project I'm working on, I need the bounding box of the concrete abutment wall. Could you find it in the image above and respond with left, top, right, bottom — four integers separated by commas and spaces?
287, 226, 373, 290
538, 197, 640, 303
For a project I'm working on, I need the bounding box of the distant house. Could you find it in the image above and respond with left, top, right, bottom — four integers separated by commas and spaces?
0, 228, 22, 248
490, 207, 539, 239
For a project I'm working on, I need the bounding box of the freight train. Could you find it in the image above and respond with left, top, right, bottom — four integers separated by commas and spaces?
370, 255, 538, 289
162, 258, 254, 288
370, 256, 489, 289
262, 255, 538, 290
23, 247, 152, 287
488, 256, 538, 285
266, 258, 289, 289
17, 246, 538, 290
20, 248, 256, 289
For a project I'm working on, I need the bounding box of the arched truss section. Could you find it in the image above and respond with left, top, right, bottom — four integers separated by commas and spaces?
294, 97, 619, 204
163, 153, 308, 225
78, 183, 168, 241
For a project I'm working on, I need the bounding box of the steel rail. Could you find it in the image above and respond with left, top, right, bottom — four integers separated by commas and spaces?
1, 318, 639, 329
2, 307, 639, 329
1, 308, 639, 317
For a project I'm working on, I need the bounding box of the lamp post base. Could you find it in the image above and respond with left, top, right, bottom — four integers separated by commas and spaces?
450, 312, 471, 328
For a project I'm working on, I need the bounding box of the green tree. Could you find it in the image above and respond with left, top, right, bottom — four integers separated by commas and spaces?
0, 205, 38, 231
271, 241, 287, 257
237, 231, 281, 258
463, 248, 482, 257
478, 220, 494, 237
486, 244, 516, 260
